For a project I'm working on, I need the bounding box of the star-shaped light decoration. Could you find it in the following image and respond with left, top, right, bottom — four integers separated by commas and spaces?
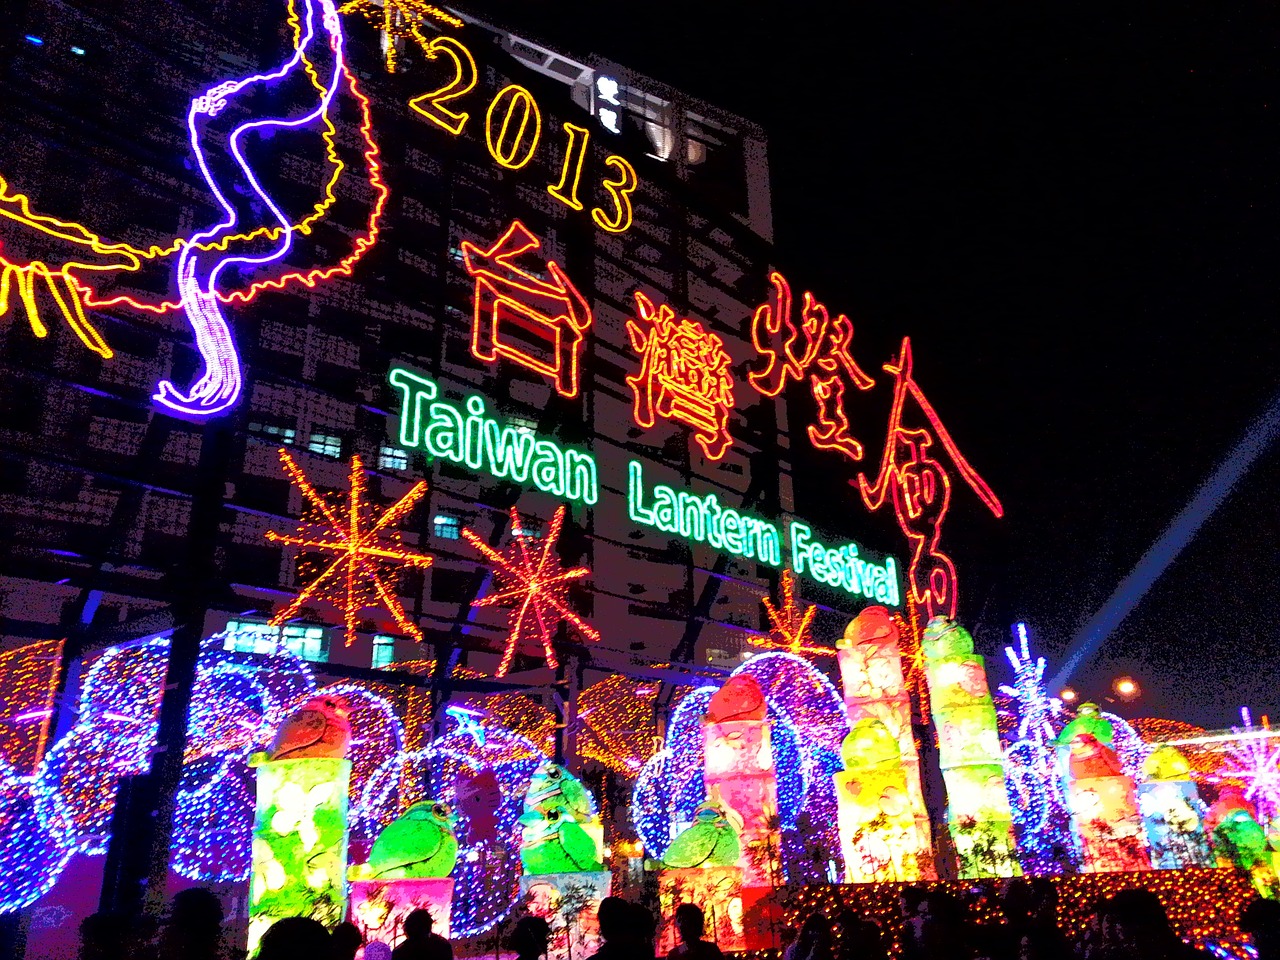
266, 449, 432, 645
749, 570, 832, 656
462, 506, 600, 676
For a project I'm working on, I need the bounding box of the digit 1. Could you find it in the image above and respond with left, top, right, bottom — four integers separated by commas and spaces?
547, 122, 590, 211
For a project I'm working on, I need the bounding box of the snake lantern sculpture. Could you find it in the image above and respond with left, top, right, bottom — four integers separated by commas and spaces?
0, 0, 387, 417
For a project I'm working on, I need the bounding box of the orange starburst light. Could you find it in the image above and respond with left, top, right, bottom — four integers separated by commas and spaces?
462, 505, 600, 676
752, 569, 832, 657
266, 449, 432, 645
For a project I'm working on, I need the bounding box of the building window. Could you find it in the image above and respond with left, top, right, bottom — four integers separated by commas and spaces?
371, 634, 396, 669
508, 416, 537, 436
379, 445, 408, 471
248, 422, 296, 445
434, 514, 461, 540
223, 620, 328, 663
513, 516, 543, 539
308, 433, 343, 458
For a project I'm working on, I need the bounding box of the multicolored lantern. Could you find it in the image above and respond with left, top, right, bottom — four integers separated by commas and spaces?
833, 718, 920, 882
921, 616, 1019, 878
1066, 732, 1151, 873
1139, 746, 1213, 870
837, 606, 936, 877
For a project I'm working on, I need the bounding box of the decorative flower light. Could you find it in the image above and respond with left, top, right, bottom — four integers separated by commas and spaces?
1220, 712, 1280, 823
750, 570, 830, 657
266, 450, 432, 645
462, 506, 600, 676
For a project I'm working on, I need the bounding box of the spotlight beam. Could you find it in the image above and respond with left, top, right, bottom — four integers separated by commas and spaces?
1051, 388, 1280, 689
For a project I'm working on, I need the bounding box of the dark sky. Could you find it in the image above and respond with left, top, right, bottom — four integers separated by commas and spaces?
486, 1, 1280, 728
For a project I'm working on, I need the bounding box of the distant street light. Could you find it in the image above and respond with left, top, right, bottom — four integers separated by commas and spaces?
1113, 676, 1140, 700
1060, 687, 1078, 703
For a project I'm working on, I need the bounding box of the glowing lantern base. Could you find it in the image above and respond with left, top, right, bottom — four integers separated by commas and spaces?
519, 870, 611, 960
248, 758, 352, 954
1139, 780, 1214, 870
656, 867, 745, 956
949, 817, 1021, 878
349, 878, 454, 948
834, 769, 920, 883
1070, 776, 1152, 873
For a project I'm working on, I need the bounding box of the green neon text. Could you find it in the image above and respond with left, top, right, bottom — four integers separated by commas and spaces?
389, 367, 598, 505
627, 460, 783, 567
790, 522, 900, 605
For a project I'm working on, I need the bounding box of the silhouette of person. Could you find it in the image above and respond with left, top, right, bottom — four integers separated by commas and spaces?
784, 914, 833, 960
257, 917, 332, 960
508, 917, 552, 960
332, 921, 364, 960
631, 902, 657, 960
834, 911, 887, 960
589, 898, 633, 960
670, 904, 724, 960
393, 909, 452, 960
156, 888, 225, 960
1242, 898, 1280, 960
79, 912, 134, 960
1096, 889, 1212, 960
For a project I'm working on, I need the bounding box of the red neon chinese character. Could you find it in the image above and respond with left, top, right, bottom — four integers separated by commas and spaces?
857, 337, 1004, 621
626, 292, 735, 460
748, 271, 875, 459
461, 220, 592, 399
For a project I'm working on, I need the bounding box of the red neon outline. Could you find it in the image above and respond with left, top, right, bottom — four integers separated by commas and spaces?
80, 56, 388, 315
857, 337, 1003, 620
626, 291, 735, 461
460, 220, 592, 399
461, 505, 601, 676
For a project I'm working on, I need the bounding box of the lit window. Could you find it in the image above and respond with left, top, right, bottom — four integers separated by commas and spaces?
448, 242, 464, 262
513, 516, 543, 539
379, 445, 408, 471
372, 634, 396, 669
248, 422, 295, 445
509, 416, 537, 436
434, 514, 461, 540
223, 620, 328, 663
308, 433, 342, 458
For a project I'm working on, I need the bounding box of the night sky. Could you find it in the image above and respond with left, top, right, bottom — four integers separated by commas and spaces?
488, 1, 1280, 727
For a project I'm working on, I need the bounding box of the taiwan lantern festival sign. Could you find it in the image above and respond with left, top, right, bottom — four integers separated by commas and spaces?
0, 0, 1002, 618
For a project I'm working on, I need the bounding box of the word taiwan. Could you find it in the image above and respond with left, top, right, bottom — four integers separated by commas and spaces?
389, 366, 598, 505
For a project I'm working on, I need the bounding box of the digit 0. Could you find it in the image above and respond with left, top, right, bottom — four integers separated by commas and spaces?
485, 85, 542, 170
408, 36, 477, 136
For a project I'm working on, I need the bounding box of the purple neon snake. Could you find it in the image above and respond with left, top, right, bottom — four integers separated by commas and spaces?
154, 0, 346, 417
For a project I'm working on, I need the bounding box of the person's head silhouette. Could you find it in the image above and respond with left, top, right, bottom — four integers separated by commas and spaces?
674, 904, 706, 946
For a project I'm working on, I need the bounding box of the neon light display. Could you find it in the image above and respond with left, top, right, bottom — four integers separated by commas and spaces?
462, 220, 593, 398
627, 292, 735, 461
749, 570, 827, 656
265, 449, 434, 645
486, 85, 543, 170
407, 35, 477, 133
627, 459, 783, 566
747, 271, 876, 459
858, 337, 1003, 620
388, 367, 599, 505
547, 122, 590, 211
462, 505, 601, 675
338, 0, 464, 73
591, 154, 638, 234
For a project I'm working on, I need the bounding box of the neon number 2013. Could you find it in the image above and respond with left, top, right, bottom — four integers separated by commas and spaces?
547, 122, 590, 211
592, 155, 637, 234
485, 85, 542, 170
408, 36, 477, 136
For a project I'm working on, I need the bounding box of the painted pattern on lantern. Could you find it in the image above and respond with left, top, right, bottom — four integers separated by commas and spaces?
834, 718, 921, 882
858, 338, 1003, 621
626, 292, 736, 460
461, 220, 592, 399
266, 450, 433, 645
1139, 745, 1214, 870
747, 271, 876, 459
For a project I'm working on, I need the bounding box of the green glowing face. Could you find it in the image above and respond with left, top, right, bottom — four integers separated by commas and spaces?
841, 719, 901, 769
921, 617, 974, 660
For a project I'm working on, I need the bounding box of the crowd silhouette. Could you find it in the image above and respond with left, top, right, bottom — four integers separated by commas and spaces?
68, 881, 1276, 960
